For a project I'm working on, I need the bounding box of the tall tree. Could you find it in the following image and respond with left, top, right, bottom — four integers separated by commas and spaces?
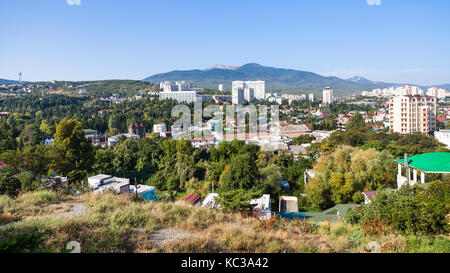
346, 113, 366, 131
49, 119, 95, 186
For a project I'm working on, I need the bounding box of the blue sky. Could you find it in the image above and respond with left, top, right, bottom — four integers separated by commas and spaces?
0, 0, 449, 85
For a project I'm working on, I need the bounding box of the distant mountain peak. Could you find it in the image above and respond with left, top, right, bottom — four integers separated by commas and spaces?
204, 64, 239, 71
346, 76, 371, 82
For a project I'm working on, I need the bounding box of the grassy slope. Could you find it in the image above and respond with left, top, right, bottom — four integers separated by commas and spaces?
0, 191, 449, 253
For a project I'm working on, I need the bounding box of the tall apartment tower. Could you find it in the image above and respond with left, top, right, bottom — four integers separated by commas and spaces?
232, 80, 265, 102
389, 95, 437, 134
218, 84, 224, 92
309, 93, 314, 102
322, 87, 334, 105
232, 87, 244, 105
245, 81, 265, 100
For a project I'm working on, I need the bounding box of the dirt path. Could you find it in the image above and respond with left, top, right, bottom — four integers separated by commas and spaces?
0, 200, 90, 229
147, 228, 196, 248
55, 200, 89, 217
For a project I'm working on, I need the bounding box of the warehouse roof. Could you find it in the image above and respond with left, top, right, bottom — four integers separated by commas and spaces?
395, 152, 450, 173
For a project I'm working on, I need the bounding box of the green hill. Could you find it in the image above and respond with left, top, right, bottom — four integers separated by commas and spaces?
144, 63, 383, 96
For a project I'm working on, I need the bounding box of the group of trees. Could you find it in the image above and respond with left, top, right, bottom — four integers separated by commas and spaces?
1, 115, 314, 210
0, 119, 94, 196
142, 138, 312, 209
306, 145, 397, 210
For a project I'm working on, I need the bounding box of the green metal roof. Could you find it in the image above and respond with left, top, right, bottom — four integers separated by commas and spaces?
276, 204, 360, 222
83, 129, 97, 136
395, 152, 450, 173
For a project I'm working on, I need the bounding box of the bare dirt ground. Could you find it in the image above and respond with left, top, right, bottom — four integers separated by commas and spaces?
146, 228, 196, 248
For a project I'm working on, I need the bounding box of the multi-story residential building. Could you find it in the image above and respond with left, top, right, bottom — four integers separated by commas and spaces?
322, 87, 334, 105
232, 87, 244, 105
244, 87, 254, 102
361, 85, 441, 98
159, 81, 196, 92
389, 95, 437, 134
246, 80, 265, 100
232, 80, 265, 101
218, 84, 224, 91
309, 93, 314, 102
159, 90, 200, 103
427, 87, 447, 99
153, 122, 167, 134
336, 114, 351, 131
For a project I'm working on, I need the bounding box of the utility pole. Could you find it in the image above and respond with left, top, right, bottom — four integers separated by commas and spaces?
404, 153, 410, 186
134, 178, 137, 198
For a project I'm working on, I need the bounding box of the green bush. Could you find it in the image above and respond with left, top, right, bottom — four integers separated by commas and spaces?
0, 233, 51, 253
346, 182, 450, 235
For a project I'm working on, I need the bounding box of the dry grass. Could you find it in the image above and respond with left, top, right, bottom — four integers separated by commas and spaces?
1, 191, 449, 253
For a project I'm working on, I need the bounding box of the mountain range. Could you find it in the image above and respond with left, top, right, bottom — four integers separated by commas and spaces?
144, 63, 449, 96
0, 78, 17, 85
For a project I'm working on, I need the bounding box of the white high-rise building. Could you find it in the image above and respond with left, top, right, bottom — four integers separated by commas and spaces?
218, 84, 224, 91
159, 81, 195, 92
389, 95, 437, 134
232, 80, 265, 101
322, 87, 334, 105
309, 93, 314, 102
232, 87, 244, 105
426, 87, 447, 99
244, 88, 254, 102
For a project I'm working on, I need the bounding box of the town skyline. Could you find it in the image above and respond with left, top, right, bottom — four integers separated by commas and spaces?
1, 0, 450, 85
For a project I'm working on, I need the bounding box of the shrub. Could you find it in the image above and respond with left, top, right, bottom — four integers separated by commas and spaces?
346, 230, 365, 248
297, 241, 318, 253
291, 218, 319, 234
0, 195, 13, 213
405, 235, 450, 253
346, 182, 450, 235
0, 233, 51, 253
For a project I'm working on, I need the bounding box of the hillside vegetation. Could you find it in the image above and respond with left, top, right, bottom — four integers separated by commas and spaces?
144, 63, 382, 94
1, 191, 448, 253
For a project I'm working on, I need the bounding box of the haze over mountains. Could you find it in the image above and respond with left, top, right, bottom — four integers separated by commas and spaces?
144, 63, 450, 96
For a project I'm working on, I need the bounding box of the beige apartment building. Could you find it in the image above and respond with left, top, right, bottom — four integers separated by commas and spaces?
389, 95, 437, 134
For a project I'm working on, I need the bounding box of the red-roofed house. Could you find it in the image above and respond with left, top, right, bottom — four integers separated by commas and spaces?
437, 117, 447, 124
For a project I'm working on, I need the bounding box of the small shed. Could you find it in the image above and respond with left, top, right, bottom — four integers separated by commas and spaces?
279, 196, 298, 212
130, 184, 157, 201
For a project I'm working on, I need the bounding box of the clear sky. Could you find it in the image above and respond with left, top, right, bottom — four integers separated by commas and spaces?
0, 0, 449, 85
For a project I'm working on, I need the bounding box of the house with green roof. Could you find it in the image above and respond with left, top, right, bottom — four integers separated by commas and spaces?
395, 152, 450, 188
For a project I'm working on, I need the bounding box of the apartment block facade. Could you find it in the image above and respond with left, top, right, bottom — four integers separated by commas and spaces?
389, 95, 437, 134
232, 80, 265, 102
322, 87, 334, 105
232, 87, 244, 105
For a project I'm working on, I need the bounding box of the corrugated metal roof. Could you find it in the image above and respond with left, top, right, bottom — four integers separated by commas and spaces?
181, 194, 202, 205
